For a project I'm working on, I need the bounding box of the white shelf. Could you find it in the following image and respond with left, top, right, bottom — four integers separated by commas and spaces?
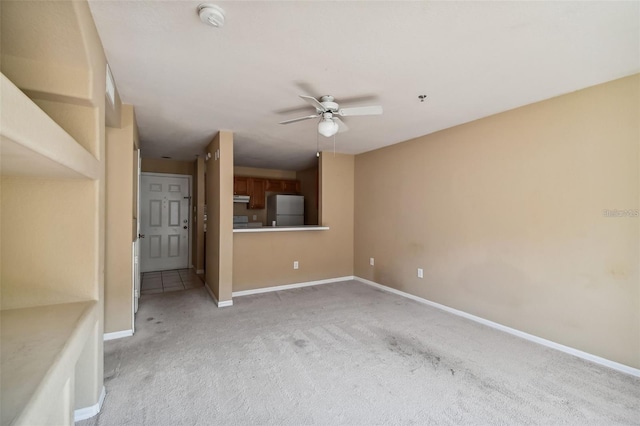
0, 301, 98, 425
233, 226, 330, 233
0, 73, 99, 179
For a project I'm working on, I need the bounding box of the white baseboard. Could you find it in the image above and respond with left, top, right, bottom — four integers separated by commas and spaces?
354, 276, 640, 378
217, 299, 233, 308
74, 385, 106, 421
103, 329, 133, 341
204, 281, 233, 308
232, 276, 355, 297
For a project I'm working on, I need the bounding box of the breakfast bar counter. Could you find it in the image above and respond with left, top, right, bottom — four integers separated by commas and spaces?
233, 226, 329, 233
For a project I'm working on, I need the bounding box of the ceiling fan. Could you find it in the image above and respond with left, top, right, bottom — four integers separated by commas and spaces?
279, 95, 383, 137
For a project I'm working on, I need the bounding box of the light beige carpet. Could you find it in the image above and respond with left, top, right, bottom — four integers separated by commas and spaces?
80, 281, 639, 425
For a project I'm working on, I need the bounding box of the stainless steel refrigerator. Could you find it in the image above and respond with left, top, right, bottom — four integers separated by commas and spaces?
267, 194, 304, 226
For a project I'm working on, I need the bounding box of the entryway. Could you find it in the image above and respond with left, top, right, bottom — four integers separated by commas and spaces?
139, 173, 192, 272
140, 269, 204, 295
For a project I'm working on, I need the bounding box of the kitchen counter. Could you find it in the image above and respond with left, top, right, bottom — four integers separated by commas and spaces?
233, 226, 329, 233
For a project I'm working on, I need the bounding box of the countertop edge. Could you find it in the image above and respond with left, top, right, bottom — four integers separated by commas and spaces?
233, 226, 330, 233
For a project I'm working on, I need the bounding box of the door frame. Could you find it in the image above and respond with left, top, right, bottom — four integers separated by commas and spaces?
139, 172, 193, 272
132, 149, 141, 332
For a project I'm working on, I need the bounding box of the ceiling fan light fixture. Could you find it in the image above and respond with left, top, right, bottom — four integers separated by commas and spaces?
318, 118, 338, 138
198, 4, 225, 27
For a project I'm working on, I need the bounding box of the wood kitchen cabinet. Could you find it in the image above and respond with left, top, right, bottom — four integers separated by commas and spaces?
265, 178, 300, 193
234, 176, 249, 195
234, 175, 300, 209
281, 179, 300, 193
265, 179, 283, 192
248, 178, 266, 209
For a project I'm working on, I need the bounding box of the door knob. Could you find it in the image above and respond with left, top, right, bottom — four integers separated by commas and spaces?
183, 226, 188, 229
139, 233, 145, 238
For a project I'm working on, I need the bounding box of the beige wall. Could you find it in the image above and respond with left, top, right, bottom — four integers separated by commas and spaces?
233, 202, 267, 225
354, 74, 640, 369
297, 164, 319, 226
233, 153, 354, 291
232, 166, 298, 225
105, 104, 137, 334
1, 178, 98, 308
141, 158, 195, 175
205, 131, 234, 303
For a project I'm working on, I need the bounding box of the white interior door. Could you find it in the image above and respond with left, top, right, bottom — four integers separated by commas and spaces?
140, 173, 190, 272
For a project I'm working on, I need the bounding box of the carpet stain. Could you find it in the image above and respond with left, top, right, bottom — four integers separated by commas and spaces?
450, 369, 455, 376
385, 335, 443, 370
155, 321, 163, 324
294, 339, 308, 348
146, 317, 154, 321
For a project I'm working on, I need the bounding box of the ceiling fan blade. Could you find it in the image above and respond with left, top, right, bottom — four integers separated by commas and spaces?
337, 105, 383, 117
274, 82, 323, 114
336, 94, 378, 105
334, 117, 349, 133
300, 95, 327, 112
295, 81, 320, 98
279, 115, 318, 125
275, 105, 315, 115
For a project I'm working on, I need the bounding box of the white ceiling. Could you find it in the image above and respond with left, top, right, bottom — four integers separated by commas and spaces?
88, 1, 639, 171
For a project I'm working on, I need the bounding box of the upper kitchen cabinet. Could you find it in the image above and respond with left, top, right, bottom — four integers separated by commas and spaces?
265, 178, 300, 194
281, 179, 300, 194
234, 176, 249, 195
265, 179, 281, 192
248, 178, 266, 209
235, 174, 301, 210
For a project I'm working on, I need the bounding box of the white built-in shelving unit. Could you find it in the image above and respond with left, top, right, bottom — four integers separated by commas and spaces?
1, 71, 102, 425
0, 74, 100, 180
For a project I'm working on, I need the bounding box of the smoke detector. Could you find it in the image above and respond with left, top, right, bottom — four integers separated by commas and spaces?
198, 4, 225, 28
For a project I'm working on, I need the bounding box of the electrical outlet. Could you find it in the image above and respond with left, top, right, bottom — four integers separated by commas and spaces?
370, 257, 375, 266
253, 215, 257, 220
293, 261, 299, 270
417, 268, 424, 278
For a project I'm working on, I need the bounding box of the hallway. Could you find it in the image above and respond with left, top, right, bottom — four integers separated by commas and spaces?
141, 269, 204, 295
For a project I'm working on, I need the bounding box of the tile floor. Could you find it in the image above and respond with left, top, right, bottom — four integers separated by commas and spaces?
141, 269, 204, 295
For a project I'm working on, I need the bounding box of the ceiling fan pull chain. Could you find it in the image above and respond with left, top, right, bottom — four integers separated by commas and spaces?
316, 131, 320, 158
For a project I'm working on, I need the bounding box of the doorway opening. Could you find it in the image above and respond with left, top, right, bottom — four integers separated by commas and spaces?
140, 269, 204, 295
139, 173, 192, 273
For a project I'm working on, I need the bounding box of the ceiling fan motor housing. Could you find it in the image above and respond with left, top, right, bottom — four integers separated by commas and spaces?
319, 95, 338, 112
